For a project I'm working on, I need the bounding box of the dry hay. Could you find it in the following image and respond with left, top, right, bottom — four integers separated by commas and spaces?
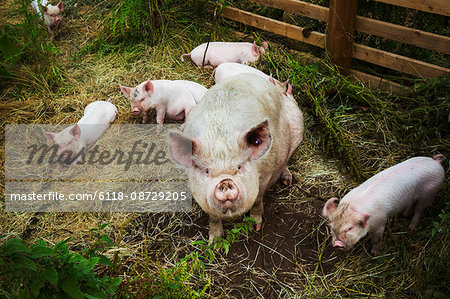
1, 0, 449, 298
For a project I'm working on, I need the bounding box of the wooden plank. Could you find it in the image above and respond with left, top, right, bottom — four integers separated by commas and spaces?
221, 7, 325, 48
248, 0, 328, 22
353, 43, 450, 78
350, 69, 406, 92
373, 0, 450, 17
249, 0, 450, 54
356, 16, 450, 54
326, 0, 358, 76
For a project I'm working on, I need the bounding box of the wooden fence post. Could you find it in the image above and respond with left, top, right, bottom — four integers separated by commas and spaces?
326, 0, 358, 76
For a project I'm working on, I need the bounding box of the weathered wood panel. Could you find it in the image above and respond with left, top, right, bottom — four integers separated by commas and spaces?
326, 0, 358, 75
221, 7, 326, 48
353, 44, 450, 78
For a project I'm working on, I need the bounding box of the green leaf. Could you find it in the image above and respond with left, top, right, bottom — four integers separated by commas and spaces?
61, 277, 84, 299
42, 265, 59, 287
101, 235, 114, 246
0, 33, 22, 62
97, 254, 112, 267
99, 223, 109, 230
30, 245, 54, 258
35, 239, 47, 246
12, 255, 37, 271
31, 279, 44, 297
191, 240, 206, 246
68, 254, 85, 264
223, 241, 230, 255
0, 67, 12, 78
231, 228, 240, 234
79, 257, 99, 274
1, 238, 30, 256
55, 237, 71, 252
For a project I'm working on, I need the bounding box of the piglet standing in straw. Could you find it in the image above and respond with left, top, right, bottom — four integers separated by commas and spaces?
120, 80, 207, 134
322, 155, 445, 255
181, 41, 268, 68
43, 99, 117, 166
31, 0, 63, 33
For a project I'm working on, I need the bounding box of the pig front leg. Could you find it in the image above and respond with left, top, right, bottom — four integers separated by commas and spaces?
155, 107, 166, 134
209, 217, 224, 243
142, 110, 149, 124
250, 195, 264, 231
370, 224, 385, 256
280, 166, 293, 186
409, 193, 435, 232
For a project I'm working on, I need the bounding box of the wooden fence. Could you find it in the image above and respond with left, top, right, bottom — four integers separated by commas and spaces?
221, 0, 450, 91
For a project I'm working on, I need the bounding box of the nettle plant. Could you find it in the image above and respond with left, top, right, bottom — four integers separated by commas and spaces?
0, 224, 121, 298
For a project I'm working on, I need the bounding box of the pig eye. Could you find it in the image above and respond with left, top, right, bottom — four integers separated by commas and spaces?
140, 98, 145, 102
237, 165, 242, 171
348, 227, 353, 231
252, 138, 261, 145
204, 168, 209, 175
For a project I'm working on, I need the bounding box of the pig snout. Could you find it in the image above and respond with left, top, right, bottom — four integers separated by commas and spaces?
214, 179, 239, 211
333, 240, 346, 250
55, 17, 61, 23
132, 106, 141, 115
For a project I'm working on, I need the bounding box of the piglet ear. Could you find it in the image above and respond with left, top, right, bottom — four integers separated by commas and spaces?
143, 80, 154, 94
251, 42, 259, 56
262, 41, 269, 49
57, 1, 63, 11
243, 119, 271, 159
322, 197, 339, 218
167, 131, 200, 168
41, 4, 48, 14
351, 207, 370, 227
120, 85, 131, 97
43, 130, 56, 144
70, 124, 81, 139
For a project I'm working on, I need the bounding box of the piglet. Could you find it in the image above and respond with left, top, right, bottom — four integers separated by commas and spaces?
31, 0, 63, 33
120, 80, 207, 134
322, 155, 446, 255
181, 41, 268, 68
43, 99, 117, 166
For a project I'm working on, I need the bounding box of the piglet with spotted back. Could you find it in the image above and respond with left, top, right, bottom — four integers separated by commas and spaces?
322, 155, 445, 255
168, 74, 304, 242
120, 80, 207, 134
181, 41, 268, 69
31, 0, 63, 33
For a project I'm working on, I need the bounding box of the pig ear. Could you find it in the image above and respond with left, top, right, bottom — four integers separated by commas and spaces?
351, 207, 370, 227
143, 80, 154, 94
43, 130, 56, 144
322, 197, 339, 218
167, 131, 200, 168
57, 1, 63, 11
262, 41, 269, 49
244, 119, 271, 159
41, 5, 48, 14
120, 85, 131, 97
286, 83, 293, 95
251, 42, 259, 56
268, 75, 276, 85
70, 124, 81, 139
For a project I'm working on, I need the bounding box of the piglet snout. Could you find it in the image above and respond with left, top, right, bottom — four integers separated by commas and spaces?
215, 179, 239, 202
132, 107, 141, 115
333, 240, 345, 250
